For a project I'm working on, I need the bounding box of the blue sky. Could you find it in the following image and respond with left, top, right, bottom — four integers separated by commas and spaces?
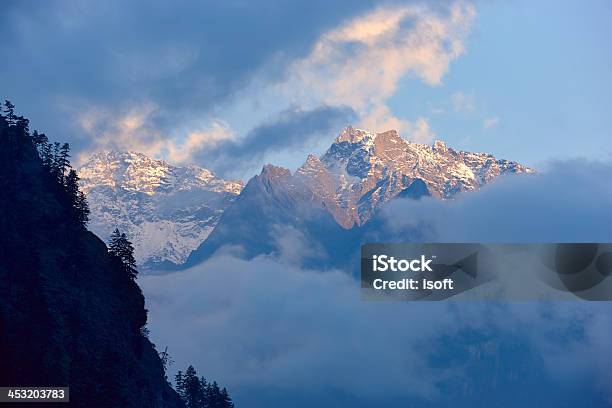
1, 0, 610, 177
388, 0, 612, 168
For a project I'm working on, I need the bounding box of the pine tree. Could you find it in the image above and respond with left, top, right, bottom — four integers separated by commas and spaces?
200, 376, 208, 405
64, 169, 89, 227
183, 365, 204, 408
175, 371, 186, 401
41, 139, 53, 169
31, 130, 45, 151
174, 365, 235, 408
209, 380, 234, 408
50, 142, 62, 180
108, 229, 137, 279
75, 190, 90, 226
3, 100, 16, 125
219, 388, 234, 408
31, 131, 49, 163
64, 169, 80, 209
109, 229, 121, 251
204, 382, 213, 407
57, 143, 71, 181
209, 381, 223, 408
15, 114, 29, 133
208, 381, 234, 408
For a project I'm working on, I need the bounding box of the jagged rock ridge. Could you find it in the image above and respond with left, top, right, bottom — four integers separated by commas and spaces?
295, 126, 534, 228
81, 127, 532, 270
183, 126, 533, 269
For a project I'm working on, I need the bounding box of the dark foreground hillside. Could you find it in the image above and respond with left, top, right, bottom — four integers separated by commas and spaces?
0, 104, 183, 407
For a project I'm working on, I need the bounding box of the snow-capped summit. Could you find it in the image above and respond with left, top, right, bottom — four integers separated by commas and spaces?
335, 125, 377, 145
80, 128, 533, 270
184, 126, 534, 269
78, 151, 243, 269
79, 151, 242, 196
432, 139, 448, 151
297, 126, 534, 228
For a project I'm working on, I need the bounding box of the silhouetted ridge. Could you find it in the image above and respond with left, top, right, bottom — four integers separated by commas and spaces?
0, 101, 183, 407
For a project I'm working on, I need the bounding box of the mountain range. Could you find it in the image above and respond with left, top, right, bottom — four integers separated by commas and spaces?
80, 126, 533, 270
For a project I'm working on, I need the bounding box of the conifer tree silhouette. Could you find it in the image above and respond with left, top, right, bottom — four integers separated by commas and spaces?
108, 229, 138, 279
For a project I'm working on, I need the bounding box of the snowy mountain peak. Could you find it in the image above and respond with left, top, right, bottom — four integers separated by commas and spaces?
79, 150, 243, 196
335, 125, 377, 145
433, 140, 447, 151
185, 126, 535, 268
81, 128, 533, 269
302, 126, 534, 228
78, 151, 243, 269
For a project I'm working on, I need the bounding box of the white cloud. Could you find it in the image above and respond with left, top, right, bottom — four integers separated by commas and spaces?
140, 251, 612, 406
350, 106, 436, 142
403, 116, 437, 143
280, 1, 476, 135
483, 116, 500, 130
165, 121, 234, 164
75, 103, 234, 165
358, 105, 412, 134
141, 255, 451, 404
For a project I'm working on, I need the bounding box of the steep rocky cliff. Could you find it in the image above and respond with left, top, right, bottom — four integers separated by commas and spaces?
0, 109, 183, 407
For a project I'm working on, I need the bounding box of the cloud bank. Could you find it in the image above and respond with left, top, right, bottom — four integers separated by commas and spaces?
141, 254, 612, 407
379, 159, 612, 242
141, 159, 612, 407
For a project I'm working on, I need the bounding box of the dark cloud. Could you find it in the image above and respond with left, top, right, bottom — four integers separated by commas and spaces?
0, 0, 375, 152
196, 104, 355, 173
